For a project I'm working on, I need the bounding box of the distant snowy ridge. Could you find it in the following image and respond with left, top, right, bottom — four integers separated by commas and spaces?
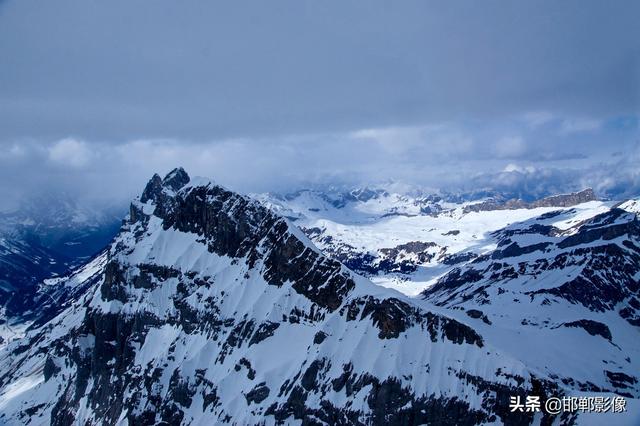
462, 188, 597, 213
259, 185, 612, 296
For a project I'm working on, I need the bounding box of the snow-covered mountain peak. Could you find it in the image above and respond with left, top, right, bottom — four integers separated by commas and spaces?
1, 171, 639, 424
0, 169, 577, 425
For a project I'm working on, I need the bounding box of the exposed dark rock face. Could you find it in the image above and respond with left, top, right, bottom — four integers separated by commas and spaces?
491, 242, 552, 260
605, 371, 638, 394
562, 319, 612, 341
526, 242, 640, 314
313, 330, 328, 345
426, 209, 640, 317
557, 209, 639, 249
249, 322, 280, 346
43, 356, 61, 381
537, 188, 596, 207
262, 221, 355, 311
466, 309, 492, 325
140, 173, 164, 204
425, 268, 484, 301
245, 383, 270, 404
341, 296, 484, 346
267, 366, 489, 426
441, 251, 476, 265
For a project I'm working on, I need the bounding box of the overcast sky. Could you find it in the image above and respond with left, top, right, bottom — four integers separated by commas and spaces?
0, 0, 638, 208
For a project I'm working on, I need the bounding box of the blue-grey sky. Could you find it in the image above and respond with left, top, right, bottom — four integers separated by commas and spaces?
0, 0, 638, 207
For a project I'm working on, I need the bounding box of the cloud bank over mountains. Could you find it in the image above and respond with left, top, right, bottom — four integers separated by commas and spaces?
1, 114, 637, 208
0, 0, 637, 206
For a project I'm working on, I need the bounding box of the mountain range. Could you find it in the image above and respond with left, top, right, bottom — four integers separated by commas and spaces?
0, 169, 637, 425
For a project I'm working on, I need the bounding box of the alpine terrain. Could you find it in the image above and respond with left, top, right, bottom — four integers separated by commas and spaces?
0, 168, 637, 425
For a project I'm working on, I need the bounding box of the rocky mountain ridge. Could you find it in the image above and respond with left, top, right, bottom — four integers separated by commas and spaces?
0, 169, 567, 425
0, 170, 638, 424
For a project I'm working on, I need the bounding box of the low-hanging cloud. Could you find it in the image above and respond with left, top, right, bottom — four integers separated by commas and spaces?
0, 114, 637, 211
48, 138, 93, 168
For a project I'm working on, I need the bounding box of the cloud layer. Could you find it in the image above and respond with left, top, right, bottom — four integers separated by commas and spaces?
0, 1, 638, 207
0, 114, 637, 209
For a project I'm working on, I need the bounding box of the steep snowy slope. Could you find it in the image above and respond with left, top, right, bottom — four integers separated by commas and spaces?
0, 169, 571, 425
422, 204, 640, 401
